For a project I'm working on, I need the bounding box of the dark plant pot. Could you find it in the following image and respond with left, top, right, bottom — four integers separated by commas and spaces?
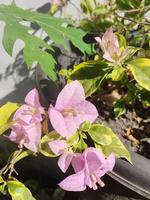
109, 150, 150, 199
34, 66, 150, 200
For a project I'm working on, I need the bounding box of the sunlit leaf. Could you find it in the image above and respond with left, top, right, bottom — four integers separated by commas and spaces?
8, 180, 36, 200
39, 131, 61, 157
114, 100, 126, 117
0, 102, 20, 135
70, 60, 109, 80
128, 58, 150, 91
93, 125, 132, 163
88, 124, 112, 145
0, 176, 6, 193
111, 66, 125, 81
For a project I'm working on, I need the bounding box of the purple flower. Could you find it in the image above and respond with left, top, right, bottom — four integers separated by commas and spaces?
48, 81, 98, 139
49, 140, 74, 173
95, 28, 128, 65
8, 88, 44, 152
59, 148, 115, 191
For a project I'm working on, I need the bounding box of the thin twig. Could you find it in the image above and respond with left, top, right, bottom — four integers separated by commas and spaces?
115, 13, 150, 25
117, 5, 150, 13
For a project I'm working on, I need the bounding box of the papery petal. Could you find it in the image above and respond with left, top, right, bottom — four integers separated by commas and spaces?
103, 153, 115, 172
13, 104, 43, 124
103, 28, 119, 49
49, 108, 78, 138
58, 152, 74, 173
8, 125, 25, 144
23, 123, 42, 152
74, 100, 98, 123
58, 171, 86, 191
94, 36, 104, 50
84, 148, 105, 173
13, 105, 33, 123
95, 153, 115, 178
95, 37, 102, 44
25, 88, 44, 113
71, 153, 85, 173
55, 81, 85, 110
49, 140, 68, 155
103, 51, 115, 63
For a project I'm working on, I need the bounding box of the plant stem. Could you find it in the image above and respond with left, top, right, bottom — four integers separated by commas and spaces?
115, 13, 150, 25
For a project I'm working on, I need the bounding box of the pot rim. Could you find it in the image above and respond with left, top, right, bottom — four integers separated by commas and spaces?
108, 150, 150, 199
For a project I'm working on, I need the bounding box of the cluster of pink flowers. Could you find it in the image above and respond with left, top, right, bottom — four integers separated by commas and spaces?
95, 28, 128, 65
8, 80, 115, 191
9, 89, 44, 152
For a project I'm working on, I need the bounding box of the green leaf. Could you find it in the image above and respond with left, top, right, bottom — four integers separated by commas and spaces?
76, 137, 87, 150
94, 125, 132, 163
124, 46, 141, 62
59, 69, 70, 78
39, 131, 61, 157
145, 0, 150, 6
0, 4, 91, 80
137, 88, 150, 106
81, 121, 91, 132
70, 60, 109, 80
116, 34, 126, 48
111, 66, 125, 81
7, 180, 36, 200
67, 131, 79, 146
0, 176, 6, 193
88, 124, 112, 145
80, 18, 113, 32
52, 187, 66, 200
116, 0, 141, 10
80, 0, 95, 16
114, 100, 126, 117
0, 102, 20, 135
128, 58, 150, 91
80, 77, 101, 97
0, 121, 14, 135
93, 5, 108, 15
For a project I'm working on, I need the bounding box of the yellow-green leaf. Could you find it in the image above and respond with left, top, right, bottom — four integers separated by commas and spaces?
70, 60, 109, 80
0, 102, 20, 135
111, 66, 125, 81
94, 125, 132, 163
39, 131, 61, 157
80, 77, 103, 97
128, 58, 150, 91
7, 180, 35, 200
67, 131, 79, 146
88, 124, 112, 146
0, 176, 6, 193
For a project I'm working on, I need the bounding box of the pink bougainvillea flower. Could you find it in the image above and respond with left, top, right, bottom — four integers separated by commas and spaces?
9, 122, 42, 152
59, 148, 115, 191
8, 88, 44, 152
95, 27, 128, 65
48, 81, 98, 139
49, 140, 74, 173
15, 88, 44, 123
